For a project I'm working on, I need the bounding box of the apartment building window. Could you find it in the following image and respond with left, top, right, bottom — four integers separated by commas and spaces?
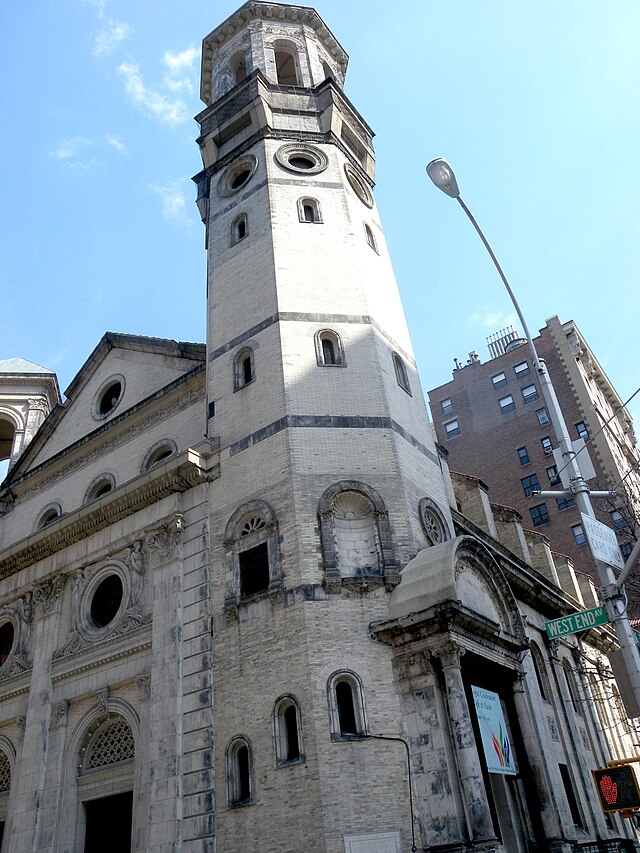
513, 361, 530, 378
610, 509, 628, 530
444, 419, 460, 439
491, 372, 507, 389
521, 384, 539, 404
530, 504, 550, 527
517, 446, 529, 465
546, 465, 560, 485
572, 524, 586, 545
621, 542, 633, 559
440, 397, 453, 415
556, 497, 575, 511
499, 395, 515, 414
521, 474, 540, 497
536, 408, 549, 426
575, 421, 589, 439
541, 436, 553, 455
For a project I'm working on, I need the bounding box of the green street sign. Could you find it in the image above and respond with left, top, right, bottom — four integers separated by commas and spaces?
546, 606, 609, 639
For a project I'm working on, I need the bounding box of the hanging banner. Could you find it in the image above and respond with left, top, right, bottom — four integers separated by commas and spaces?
471, 686, 517, 776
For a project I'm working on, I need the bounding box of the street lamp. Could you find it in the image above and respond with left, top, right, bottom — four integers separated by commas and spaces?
426, 157, 640, 714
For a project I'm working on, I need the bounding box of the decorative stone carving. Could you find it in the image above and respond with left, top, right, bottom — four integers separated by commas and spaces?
95, 689, 110, 714
27, 396, 49, 412
32, 575, 66, 616
0, 594, 34, 678
136, 674, 151, 699
51, 701, 69, 728
145, 514, 184, 566
15, 716, 26, 732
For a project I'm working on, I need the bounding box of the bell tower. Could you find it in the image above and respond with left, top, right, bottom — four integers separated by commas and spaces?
194, 3, 453, 851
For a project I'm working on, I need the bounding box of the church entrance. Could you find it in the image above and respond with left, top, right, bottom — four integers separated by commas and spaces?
83, 790, 133, 852
462, 652, 546, 852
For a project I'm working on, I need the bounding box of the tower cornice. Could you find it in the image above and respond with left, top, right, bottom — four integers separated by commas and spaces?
201, 1, 348, 105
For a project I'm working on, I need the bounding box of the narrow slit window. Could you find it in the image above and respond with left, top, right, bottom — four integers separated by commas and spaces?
232, 214, 247, 244
315, 330, 344, 367
364, 223, 378, 252
393, 353, 411, 394
298, 197, 321, 224
234, 348, 255, 390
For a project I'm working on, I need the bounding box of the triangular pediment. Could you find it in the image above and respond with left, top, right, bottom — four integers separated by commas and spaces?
9, 333, 205, 479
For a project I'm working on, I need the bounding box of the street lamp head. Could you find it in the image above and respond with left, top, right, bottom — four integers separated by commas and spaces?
426, 158, 460, 199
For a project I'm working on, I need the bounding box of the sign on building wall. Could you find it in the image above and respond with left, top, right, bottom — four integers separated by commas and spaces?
471, 686, 516, 776
343, 831, 401, 853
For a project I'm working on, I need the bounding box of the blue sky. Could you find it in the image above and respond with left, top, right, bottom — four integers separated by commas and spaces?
2, 0, 639, 426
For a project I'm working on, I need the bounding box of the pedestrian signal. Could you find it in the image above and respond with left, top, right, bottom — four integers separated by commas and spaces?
593, 765, 640, 812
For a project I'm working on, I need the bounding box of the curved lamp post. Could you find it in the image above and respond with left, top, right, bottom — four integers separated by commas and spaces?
426, 158, 640, 713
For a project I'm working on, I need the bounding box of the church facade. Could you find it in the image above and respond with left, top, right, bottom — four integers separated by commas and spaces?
0, 3, 638, 851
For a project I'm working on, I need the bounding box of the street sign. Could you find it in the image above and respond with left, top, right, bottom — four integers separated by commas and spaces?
581, 513, 625, 570
593, 765, 640, 812
552, 439, 596, 488
545, 605, 609, 639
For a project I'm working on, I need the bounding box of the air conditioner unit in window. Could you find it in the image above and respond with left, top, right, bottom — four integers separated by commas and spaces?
544, 447, 553, 455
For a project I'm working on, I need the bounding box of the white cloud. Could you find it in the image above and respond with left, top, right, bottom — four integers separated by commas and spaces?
106, 134, 129, 155
94, 19, 133, 58
163, 47, 199, 93
149, 180, 192, 223
49, 137, 99, 170
118, 62, 189, 125
469, 309, 519, 330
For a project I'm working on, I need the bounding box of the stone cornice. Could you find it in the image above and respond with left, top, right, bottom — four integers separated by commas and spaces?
0, 449, 218, 579
52, 633, 152, 684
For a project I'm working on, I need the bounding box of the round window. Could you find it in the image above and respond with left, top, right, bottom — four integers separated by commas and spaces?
275, 144, 328, 175
90, 575, 124, 628
217, 155, 258, 197
344, 162, 374, 208
99, 381, 122, 416
0, 622, 14, 667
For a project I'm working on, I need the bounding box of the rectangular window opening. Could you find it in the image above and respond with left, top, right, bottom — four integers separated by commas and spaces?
521, 474, 540, 497
541, 436, 553, 454
558, 764, 585, 829
536, 408, 549, 426
572, 524, 586, 545
239, 543, 270, 598
444, 419, 460, 438
521, 384, 539, 404
575, 421, 589, 439
530, 504, 550, 527
556, 497, 575, 511
513, 361, 530, 378
84, 791, 133, 853
491, 372, 507, 388
441, 397, 453, 415
499, 395, 515, 413
517, 446, 529, 465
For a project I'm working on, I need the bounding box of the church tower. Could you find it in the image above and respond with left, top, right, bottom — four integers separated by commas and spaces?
193, 3, 453, 850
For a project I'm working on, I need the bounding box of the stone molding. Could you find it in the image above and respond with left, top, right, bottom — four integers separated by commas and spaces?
0, 456, 212, 579
33, 575, 66, 617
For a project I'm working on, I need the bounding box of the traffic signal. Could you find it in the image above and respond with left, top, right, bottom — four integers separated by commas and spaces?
593, 765, 640, 812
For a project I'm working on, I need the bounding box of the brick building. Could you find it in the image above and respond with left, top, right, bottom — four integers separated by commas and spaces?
0, 3, 639, 852
428, 318, 640, 607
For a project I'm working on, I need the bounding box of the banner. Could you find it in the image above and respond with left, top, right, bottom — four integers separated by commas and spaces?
471, 686, 516, 776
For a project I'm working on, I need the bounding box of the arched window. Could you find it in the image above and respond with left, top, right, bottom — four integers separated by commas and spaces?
234, 347, 255, 390
142, 440, 177, 472
364, 223, 378, 252
562, 659, 582, 716
530, 643, 551, 702
418, 497, 450, 546
392, 353, 411, 395
36, 503, 62, 530
223, 501, 282, 615
274, 696, 304, 765
231, 213, 248, 244
314, 330, 345, 367
274, 43, 300, 86
297, 197, 322, 224
318, 482, 399, 592
78, 714, 136, 851
0, 416, 16, 465
327, 671, 367, 739
227, 737, 253, 805
0, 743, 13, 840
84, 473, 116, 504
230, 50, 248, 85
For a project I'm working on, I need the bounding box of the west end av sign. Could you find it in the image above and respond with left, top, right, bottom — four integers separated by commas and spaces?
546, 605, 609, 639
